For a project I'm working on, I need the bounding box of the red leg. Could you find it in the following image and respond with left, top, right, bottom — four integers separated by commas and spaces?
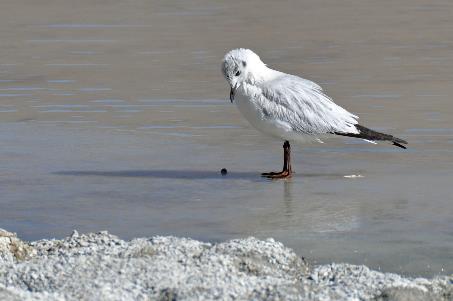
262, 141, 293, 179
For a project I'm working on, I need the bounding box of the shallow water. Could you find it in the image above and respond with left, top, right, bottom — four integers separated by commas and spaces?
1, 0, 452, 277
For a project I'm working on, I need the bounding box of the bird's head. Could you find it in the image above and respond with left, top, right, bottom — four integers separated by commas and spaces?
221, 48, 266, 102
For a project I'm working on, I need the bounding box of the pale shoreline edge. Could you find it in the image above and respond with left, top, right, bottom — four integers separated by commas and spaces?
0, 229, 451, 301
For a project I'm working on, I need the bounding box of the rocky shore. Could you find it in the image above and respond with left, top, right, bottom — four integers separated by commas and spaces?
0, 229, 451, 300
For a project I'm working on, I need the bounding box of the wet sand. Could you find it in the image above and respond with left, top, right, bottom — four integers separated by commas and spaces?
1, 0, 453, 277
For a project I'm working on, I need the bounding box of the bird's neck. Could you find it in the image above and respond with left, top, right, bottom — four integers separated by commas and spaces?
248, 65, 281, 85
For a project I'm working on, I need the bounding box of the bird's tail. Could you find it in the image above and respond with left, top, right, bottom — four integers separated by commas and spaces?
335, 124, 408, 149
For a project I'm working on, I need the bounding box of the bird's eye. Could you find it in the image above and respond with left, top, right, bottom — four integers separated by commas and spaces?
235, 70, 241, 76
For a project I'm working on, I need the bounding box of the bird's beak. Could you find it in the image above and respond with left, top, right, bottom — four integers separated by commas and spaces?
229, 85, 237, 103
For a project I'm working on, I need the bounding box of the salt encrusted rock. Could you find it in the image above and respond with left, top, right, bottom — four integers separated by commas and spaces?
0, 229, 15, 238
0, 229, 451, 301
0, 229, 36, 263
304, 263, 453, 300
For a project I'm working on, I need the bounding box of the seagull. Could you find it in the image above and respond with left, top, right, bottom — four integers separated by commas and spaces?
221, 48, 407, 179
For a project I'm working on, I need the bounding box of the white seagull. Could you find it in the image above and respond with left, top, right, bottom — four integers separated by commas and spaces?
221, 48, 407, 179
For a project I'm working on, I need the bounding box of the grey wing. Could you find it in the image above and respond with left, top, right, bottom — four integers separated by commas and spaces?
259, 75, 359, 135
298, 77, 323, 91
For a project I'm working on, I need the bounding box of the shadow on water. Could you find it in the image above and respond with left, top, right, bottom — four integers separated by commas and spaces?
54, 169, 260, 180
54, 170, 344, 180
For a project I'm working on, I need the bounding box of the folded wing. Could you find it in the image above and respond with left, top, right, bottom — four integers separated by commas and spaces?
258, 75, 359, 135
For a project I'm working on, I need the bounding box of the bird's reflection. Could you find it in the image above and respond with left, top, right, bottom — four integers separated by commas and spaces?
283, 180, 294, 218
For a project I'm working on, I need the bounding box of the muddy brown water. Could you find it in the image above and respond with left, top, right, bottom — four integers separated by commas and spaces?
1, 0, 452, 277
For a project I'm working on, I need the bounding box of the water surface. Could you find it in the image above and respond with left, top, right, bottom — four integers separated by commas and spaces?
0, 0, 452, 277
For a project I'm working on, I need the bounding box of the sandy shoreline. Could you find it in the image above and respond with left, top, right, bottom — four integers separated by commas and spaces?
0, 228, 451, 300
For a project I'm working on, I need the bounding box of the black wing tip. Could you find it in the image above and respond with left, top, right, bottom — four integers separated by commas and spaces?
334, 125, 408, 149
393, 141, 407, 149
356, 124, 409, 149
392, 136, 408, 144
392, 137, 408, 149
